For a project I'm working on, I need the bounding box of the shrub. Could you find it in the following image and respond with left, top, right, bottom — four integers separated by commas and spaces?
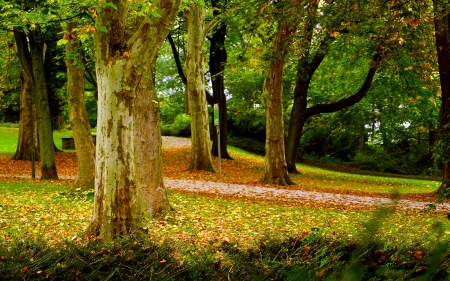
161, 113, 191, 137
228, 137, 265, 155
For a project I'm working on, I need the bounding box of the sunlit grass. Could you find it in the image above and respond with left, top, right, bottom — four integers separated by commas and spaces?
227, 144, 441, 195
0, 127, 19, 156
0, 179, 448, 250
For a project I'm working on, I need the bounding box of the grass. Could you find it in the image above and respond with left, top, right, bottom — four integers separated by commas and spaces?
1, 129, 450, 279
0, 127, 75, 156
0, 178, 448, 249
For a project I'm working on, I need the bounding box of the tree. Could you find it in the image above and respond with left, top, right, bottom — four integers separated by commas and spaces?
12, 66, 39, 161
261, 2, 298, 185
433, 0, 450, 191
184, 1, 216, 172
13, 27, 58, 179
208, 0, 232, 159
64, 22, 95, 191
88, 0, 181, 240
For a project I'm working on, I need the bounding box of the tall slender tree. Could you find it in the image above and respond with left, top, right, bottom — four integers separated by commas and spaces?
209, 0, 232, 159
433, 0, 450, 191
185, 1, 216, 172
262, 2, 298, 185
64, 22, 95, 191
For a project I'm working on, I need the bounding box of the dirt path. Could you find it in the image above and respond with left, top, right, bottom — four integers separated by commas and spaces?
165, 179, 450, 211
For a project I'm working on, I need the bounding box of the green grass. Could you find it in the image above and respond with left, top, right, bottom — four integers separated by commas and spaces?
0, 127, 20, 156
0, 179, 448, 250
292, 164, 440, 194
227, 144, 440, 195
0, 127, 75, 155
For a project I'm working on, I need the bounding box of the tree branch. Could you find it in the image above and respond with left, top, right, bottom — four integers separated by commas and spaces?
167, 34, 187, 85
305, 44, 384, 119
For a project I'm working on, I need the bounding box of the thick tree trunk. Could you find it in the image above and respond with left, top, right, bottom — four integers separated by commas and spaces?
433, 0, 450, 185
13, 68, 39, 161
209, 0, 232, 160
88, 0, 180, 240
64, 23, 95, 191
14, 27, 58, 180
262, 21, 296, 186
185, 2, 216, 172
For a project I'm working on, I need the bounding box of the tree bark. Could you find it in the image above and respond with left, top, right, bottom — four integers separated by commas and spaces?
429, 127, 437, 170
185, 2, 216, 172
209, 0, 232, 160
262, 21, 297, 186
13, 67, 39, 161
433, 0, 450, 185
64, 22, 95, 191
13, 27, 58, 180
88, 0, 181, 240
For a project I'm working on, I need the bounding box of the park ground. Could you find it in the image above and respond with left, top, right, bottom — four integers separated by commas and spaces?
0, 127, 449, 279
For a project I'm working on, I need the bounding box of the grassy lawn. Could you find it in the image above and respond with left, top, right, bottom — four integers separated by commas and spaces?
1, 128, 449, 279
0, 127, 75, 156
0, 179, 448, 249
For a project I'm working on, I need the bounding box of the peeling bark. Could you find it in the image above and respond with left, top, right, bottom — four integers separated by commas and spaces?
185, 2, 216, 172
88, 0, 181, 240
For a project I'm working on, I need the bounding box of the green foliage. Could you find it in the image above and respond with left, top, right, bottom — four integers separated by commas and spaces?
228, 137, 265, 155
161, 113, 191, 137
0, 236, 188, 280
1, 226, 448, 280
83, 91, 97, 128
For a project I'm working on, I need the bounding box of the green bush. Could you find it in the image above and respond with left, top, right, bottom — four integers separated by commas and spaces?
161, 113, 191, 137
228, 137, 265, 155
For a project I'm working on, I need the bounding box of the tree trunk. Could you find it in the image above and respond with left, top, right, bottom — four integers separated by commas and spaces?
359, 123, 365, 149
433, 0, 450, 184
285, 56, 317, 173
285, 44, 383, 173
262, 21, 296, 186
185, 2, 216, 172
429, 127, 437, 170
14, 27, 58, 180
13, 68, 39, 161
209, 0, 232, 160
64, 23, 95, 191
88, 0, 181, 240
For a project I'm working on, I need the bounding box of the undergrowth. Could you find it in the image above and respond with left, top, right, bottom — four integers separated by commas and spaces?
0, 228, 448, 280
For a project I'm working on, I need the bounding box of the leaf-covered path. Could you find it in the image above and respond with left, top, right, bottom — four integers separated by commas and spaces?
165, 179, 450, 211
0, 136, 448, 212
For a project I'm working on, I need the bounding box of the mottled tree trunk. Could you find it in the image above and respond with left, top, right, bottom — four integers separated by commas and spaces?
64, 23, 95, 191
433, 0, 450, 186
14, 27, 58, 180
88, 0, 181, 240
262, 21, 296, 186
209, 0, 232, 159
185, 2, 216, 172
13, 68, 39, 161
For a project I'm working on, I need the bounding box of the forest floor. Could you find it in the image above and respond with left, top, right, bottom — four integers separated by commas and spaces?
0, 136, 448, 212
